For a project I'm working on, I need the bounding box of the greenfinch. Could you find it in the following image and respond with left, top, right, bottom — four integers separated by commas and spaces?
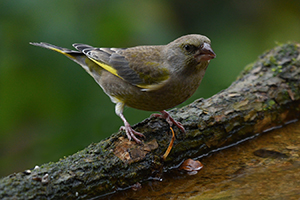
30, 34, 215, 143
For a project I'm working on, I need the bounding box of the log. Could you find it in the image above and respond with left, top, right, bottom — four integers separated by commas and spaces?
1, 42, 300, 199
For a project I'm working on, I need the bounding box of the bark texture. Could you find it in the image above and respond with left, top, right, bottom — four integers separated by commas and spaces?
1, 42, 300, 199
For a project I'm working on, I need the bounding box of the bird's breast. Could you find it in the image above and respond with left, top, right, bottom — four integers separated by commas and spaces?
104, 65, 208, 111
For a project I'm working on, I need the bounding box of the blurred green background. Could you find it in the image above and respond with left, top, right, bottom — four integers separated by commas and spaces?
1, 0, 300, 177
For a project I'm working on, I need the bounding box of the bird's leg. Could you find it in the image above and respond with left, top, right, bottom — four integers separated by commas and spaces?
115, 102, 145, 143
119, 113, 145, 144
151, 110, 185, 133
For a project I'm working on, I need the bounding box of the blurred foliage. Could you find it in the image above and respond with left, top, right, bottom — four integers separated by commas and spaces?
0, 0, 300, 177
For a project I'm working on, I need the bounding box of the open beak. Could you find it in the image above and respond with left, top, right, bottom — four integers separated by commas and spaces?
195, 43, 216, 62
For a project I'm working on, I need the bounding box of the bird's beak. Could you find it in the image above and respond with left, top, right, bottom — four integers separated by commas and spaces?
195, 43, 216, 62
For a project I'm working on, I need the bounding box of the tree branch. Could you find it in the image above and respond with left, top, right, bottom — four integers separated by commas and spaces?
1, 43, 300, 199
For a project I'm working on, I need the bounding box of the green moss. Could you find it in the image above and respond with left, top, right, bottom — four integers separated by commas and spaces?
271, 65, 283, 76
244, 63, 254, 72
237, 63, 255, 79
263, 99, 277, 111
270, 56, 277, 64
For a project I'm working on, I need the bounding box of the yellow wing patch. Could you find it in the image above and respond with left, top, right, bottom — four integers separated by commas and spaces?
89, 58, 123, 80
90, 56, 169, 91
137, 79, 168, 91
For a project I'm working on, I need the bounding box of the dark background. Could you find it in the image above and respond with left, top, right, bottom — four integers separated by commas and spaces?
1, 0, 300, 177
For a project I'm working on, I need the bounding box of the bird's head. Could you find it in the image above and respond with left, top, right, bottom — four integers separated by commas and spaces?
165, 34, 216, 72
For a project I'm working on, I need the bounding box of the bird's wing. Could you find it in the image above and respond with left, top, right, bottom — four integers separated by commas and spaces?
73, 44, 170, 91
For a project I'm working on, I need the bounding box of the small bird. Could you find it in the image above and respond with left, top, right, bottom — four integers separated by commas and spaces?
30, 34, 215, 143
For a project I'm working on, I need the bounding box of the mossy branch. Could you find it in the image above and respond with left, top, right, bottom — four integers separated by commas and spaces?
1, 43, 300, 199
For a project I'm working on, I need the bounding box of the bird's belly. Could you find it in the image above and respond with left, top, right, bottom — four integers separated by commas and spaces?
123, 77, 202, 111
125, 88, 196, 111
99, 70, 205, 111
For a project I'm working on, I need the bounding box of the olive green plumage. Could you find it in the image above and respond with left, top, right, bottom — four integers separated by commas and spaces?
30, 34, 216, 143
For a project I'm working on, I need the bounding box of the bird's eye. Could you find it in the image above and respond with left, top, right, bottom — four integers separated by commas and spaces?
183, 44, 196, 53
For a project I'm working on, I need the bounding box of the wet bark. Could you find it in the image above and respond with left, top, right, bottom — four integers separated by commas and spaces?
1, 43, 300, 199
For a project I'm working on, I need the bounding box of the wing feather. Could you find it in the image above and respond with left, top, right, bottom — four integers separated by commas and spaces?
73, 44, 170, 90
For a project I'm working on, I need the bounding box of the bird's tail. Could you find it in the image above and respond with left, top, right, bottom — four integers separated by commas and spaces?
30, 42, 89, 67
30, 42, 95, 74
30, 42, 81, 58
30, 42, 106, 81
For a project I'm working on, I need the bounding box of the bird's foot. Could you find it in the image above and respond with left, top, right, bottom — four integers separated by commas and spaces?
119, 112, 145, 144
151, 110, 185, 133
120, 123, 145, 144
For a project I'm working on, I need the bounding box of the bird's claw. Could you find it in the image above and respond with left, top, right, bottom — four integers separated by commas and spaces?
151, 110, 186, 133
120, 125, 145, 144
